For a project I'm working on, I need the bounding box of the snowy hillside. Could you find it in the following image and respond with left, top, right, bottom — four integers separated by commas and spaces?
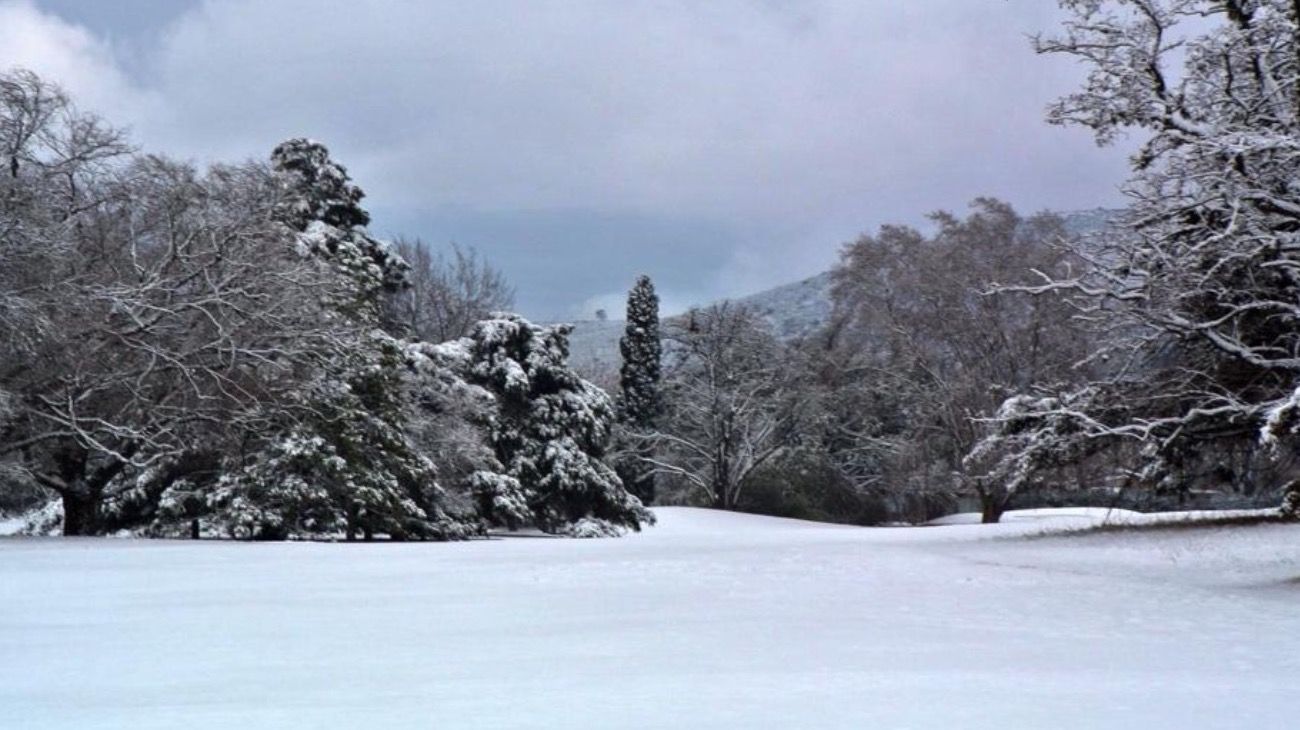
732, 270, 834, 340
2, 507, 1295, 729
549, 317, 626, 374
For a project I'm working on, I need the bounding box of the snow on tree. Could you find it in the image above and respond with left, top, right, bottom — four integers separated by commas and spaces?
199, 333, 477, 540
650, 303, 805, 510
454, 313, 651, 536
271, 138, 409, 316
963, 390, 1102, 523
194, 139, 476, 540
615, 275, 663, 504
983, 1, 1300, 504
1281, 481, 1300, 519
0, 75, 356, 536
827, 201, 1087, 516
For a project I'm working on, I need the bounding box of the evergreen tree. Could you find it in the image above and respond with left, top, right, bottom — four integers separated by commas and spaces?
270, 138, 409, 319
464, 313, 651, 536
616, 275, 662, 504
192, 139, 472, 540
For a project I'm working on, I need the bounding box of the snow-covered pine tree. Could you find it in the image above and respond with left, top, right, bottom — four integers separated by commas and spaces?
1281, 483, 1300, 519
616, 275, 662, 504
193, 139, 473, 540
463, 313, 651, 536
270, 138, 409, 318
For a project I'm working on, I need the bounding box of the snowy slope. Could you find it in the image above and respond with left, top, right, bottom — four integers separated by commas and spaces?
550, 317, 625, 373
732, 270, 833, 341
1, 506, 1296, 729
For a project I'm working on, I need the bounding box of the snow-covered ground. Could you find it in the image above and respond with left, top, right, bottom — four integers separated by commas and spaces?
2, 507, 1297, 729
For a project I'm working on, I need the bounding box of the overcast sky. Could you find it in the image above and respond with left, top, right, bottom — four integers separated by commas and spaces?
3, 0, 1131, 318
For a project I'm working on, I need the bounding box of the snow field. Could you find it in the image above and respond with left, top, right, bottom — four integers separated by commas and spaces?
1, 507, 1297, 729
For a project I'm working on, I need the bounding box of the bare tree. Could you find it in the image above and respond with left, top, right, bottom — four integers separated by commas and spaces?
825, 199, 1088, 521
387, 239, 514, 342
1, 69, 129, 367
648, 303, 804, 509
0, 74, 362, 534
1, 153, 350, 533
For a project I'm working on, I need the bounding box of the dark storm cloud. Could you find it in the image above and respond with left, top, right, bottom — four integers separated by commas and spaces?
6, 0, 1130, 317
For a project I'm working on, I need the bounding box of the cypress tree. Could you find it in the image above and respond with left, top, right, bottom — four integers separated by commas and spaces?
617, 275, 662, 504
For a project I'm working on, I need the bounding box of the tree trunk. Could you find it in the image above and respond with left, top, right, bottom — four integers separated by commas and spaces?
712, 480, 730, 510
345, 503, 359, 542
61, 490, 101, 536
980, 491, 1007, 524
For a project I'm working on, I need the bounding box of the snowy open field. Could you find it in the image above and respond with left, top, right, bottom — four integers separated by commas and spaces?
3, 507, 1298, 729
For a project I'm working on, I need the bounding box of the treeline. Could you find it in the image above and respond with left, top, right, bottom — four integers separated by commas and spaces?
614, 200, 1101, 524
0, 70, 648, 539
625, 195, 1292, 524
8, 0, 1300, 538
621, 0, 1300, 524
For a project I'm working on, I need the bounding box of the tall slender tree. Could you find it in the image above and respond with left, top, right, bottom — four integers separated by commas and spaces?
617, 275, 663, 504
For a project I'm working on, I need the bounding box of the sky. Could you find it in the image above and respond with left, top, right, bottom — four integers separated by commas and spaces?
2, 0, 1132, 319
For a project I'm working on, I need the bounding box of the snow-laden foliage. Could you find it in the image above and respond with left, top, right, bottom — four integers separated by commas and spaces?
1281, 481, 1300, 519
455, 314, 651, 534
201, 334, 476, 540
272, 138, 409, 314
618, 275, 663, 428
0, 72, 515, 539
615, 275, 663, 504
964, 391, 1099, 522
0, 74, 360, 535
978, 1, 1300, 506
190, 140, 476, 540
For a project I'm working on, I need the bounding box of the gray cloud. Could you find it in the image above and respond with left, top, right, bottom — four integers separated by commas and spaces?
7, 0, 1131, 317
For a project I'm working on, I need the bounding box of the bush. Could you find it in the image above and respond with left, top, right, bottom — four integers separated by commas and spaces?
735, 455, 887, 526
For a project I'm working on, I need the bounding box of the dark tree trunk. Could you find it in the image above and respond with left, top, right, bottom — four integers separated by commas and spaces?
346, 503, 359, 542
51, 449, 132, 537
61, 490, 101, 536
712, 481, 729, 510
190, 519, 201, 540
980, 492, 1008, 524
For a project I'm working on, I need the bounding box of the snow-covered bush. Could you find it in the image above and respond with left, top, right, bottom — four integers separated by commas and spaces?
1281, 481, 1300, 521
454, 313, 651, 535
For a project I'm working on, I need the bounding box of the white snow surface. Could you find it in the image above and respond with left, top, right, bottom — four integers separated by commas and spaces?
925, 505, 1278, 526
2, 507, 1298, 729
